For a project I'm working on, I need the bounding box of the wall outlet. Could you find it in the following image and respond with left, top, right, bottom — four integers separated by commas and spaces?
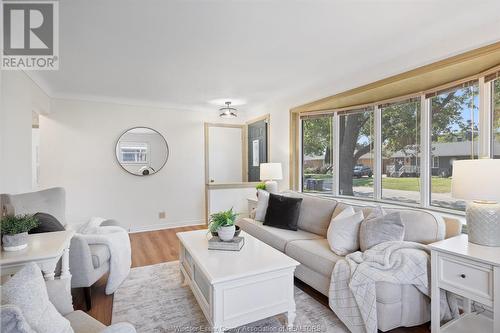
158, 211, 166, 219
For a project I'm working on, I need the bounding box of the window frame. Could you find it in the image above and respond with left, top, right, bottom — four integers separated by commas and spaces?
490, 77, 500, 158
118, 141, 149, 164
296, 68, 500, 216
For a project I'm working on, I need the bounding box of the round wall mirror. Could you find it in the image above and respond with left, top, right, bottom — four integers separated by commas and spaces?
115, 127, 169, 176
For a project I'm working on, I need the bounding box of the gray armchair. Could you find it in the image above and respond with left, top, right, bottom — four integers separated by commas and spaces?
0, 187, 115, 310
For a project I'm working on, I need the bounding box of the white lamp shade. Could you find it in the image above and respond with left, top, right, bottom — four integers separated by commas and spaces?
452, 159, 500, 202
260, 163, 282, 181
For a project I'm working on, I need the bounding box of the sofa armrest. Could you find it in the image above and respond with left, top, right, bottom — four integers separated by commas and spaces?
444, 217, 463, 239
69, 235, 96, 287
100, 322, 137, 333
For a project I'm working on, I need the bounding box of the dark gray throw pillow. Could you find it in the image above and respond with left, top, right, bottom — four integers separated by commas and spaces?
29, 212, 65, 234
359, 211, 404, 251
264, 193, 303, 231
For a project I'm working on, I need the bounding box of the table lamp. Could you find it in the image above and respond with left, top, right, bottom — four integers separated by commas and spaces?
452, 159, 500, 246
260, 163, 282, 194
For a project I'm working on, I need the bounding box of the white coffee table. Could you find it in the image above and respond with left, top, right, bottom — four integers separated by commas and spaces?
177, 230, 299, 332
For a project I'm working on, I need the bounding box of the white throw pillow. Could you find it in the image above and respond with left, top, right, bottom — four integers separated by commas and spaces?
255, 189, 270, 221
327, 206, 364, 256
1, 263, 73, 333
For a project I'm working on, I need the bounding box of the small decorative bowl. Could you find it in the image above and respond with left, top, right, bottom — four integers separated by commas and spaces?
211, 225, 241, 237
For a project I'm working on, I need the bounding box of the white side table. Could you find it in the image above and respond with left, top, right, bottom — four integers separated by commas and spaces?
247, 197, 257, 217
0, 230, 74, 284
430, 234, 500, 333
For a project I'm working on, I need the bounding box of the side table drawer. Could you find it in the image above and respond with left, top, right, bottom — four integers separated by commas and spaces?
438, 255, 493, 301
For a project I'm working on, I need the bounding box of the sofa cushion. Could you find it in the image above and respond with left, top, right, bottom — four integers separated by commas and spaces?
89, 244, 110, 269
264, 194, 302, 231
332, 202, 446, 244
375, 281, 402, 304
237, 218, 322, 252
282, 191, 337, 237
285, 239, 343, 277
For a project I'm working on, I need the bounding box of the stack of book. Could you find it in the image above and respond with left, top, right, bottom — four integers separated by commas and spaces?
208, 236, 244, 251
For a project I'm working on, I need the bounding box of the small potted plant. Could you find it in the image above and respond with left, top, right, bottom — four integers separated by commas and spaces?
1, 214, 39, 251
208, 208, 238, 242
256, 182, 266, 197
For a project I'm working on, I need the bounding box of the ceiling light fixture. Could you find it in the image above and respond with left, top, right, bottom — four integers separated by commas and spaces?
219, 101, 237, 118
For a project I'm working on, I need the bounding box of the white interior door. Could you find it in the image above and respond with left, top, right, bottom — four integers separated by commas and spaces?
208, 126, 243, 183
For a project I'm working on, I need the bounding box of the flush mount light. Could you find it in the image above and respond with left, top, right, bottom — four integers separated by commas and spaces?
219, 101, 237, 118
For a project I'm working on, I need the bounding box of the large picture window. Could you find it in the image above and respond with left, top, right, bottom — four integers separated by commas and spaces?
301, 115, 333, 194
380, 98, 421, 204
298, 69, 499, 214
429, 82, 478, 211
492, 78, 500, 158
338, 108, 374, 198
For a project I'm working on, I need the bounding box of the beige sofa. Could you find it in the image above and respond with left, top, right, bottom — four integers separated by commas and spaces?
237, 190, 462, 332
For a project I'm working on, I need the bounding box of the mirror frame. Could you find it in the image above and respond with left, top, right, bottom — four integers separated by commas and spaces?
115, 126, 169, 176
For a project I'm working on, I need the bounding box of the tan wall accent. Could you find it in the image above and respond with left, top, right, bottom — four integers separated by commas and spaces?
292, 41, 500, 113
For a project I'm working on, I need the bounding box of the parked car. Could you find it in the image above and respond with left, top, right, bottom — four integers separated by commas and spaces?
353, 164, 373, 178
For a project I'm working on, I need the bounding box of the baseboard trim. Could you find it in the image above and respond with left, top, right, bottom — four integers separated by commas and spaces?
128, 219, 206, 233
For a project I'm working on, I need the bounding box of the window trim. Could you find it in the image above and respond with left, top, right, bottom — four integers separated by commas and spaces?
118, 141, 149, 165
295, 72, 500, 215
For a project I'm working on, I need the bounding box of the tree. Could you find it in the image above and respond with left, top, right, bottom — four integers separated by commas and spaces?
302, 117, 333, 169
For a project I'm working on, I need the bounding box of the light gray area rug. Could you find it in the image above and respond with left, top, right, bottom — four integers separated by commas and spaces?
112, 261, 348, 333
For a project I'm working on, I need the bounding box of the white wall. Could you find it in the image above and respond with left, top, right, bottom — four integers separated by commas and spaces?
39, 98, 242, 231
0, 71, 50, 194
208, 187, 256, 217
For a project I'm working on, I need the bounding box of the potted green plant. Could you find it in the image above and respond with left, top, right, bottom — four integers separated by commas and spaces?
208, 208, 238, 241
1, 214, 39, 251
256, 182, 267, 197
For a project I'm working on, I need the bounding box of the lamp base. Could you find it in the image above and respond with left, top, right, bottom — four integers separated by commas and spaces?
466, 201, 500, 247
265, 180, 278, 194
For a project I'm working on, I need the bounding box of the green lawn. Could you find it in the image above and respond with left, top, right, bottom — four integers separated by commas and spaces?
304, 173, 333, 180
354, 177, 452, 193
305, 174, 452, 193
353, 177, 451, 193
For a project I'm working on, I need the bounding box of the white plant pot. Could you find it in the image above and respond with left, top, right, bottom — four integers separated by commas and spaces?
2, 232, 28, 252
218, 225, 236, 242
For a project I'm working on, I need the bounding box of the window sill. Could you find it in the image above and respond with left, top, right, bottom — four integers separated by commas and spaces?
299, 191, 467, 222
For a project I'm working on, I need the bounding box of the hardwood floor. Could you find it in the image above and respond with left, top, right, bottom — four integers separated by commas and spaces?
72, 225, 205, 325
72, 226, 429, 332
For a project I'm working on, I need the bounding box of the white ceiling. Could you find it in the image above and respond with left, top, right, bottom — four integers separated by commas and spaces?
28, 0, 500, 113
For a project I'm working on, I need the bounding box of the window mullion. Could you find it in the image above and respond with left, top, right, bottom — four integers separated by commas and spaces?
374, 105, 382, 201
479, 77, 492, 158
333, 113, 340, 196
421, 95, 431, 208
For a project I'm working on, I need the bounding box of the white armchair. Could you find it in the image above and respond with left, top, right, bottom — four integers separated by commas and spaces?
0, 187, 120, 310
